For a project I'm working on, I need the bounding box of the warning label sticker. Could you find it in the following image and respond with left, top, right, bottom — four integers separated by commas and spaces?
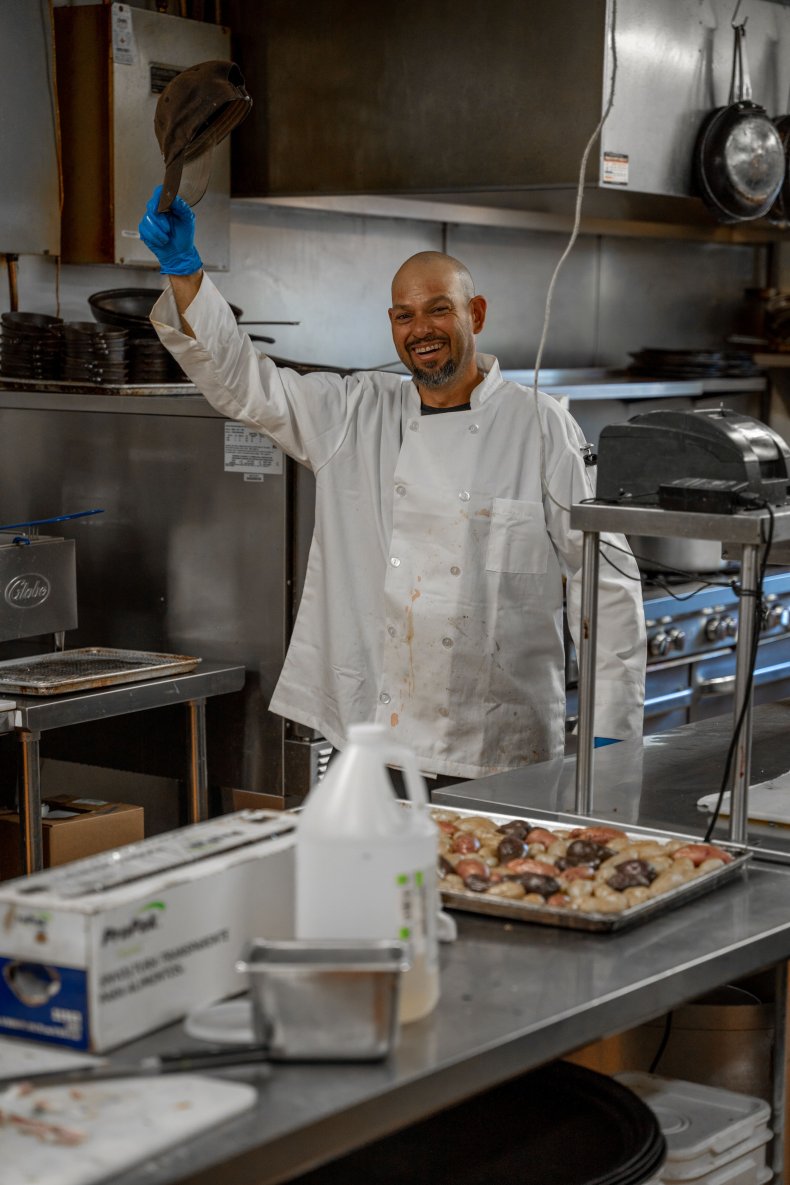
224, 424, 283, 477
602, 151, 629, 186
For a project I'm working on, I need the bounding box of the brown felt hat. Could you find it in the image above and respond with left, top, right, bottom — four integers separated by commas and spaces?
154, 60, 252, 213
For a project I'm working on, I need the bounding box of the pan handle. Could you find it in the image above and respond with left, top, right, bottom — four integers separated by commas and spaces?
731, 22, 752, 104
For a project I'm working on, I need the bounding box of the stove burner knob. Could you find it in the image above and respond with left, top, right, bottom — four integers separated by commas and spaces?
648, 631, 671, 657
704, 616, 726, 642
765, 604, 790, 630
667, 628, 686, 651
723, 616, 737, 638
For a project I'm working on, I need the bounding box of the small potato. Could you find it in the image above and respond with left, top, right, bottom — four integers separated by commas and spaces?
523, 893, 545, 905
648, 868, 691, 896
442, 874, 464, 891
672, 857, 695, 875
649, 856, 672, 874
431, 810, 460, 823
546, 840, 568, 859
594, 855, 623, 881
580, 894, 628, 914
625, 886, 651, 907
486, 880, 526, 900
698, 857, 725, 874
567, 879, 595, 900
456, 816, 494, 833
631, 841, 666, 859
546, 893, 569, 908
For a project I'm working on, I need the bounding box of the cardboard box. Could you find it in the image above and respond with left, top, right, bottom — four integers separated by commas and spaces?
0, 810, 295, 1052
0, 796, 145, 881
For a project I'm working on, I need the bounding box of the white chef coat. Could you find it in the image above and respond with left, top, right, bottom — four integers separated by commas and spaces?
152, 275, 646, 779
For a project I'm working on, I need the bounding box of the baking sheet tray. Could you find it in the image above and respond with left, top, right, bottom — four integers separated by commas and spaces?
436, 807, 750, 933
0, 647, 201, 694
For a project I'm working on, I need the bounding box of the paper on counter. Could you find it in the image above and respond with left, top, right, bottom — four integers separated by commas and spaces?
0, 1035, 101, 1081
697, 767, 790, 826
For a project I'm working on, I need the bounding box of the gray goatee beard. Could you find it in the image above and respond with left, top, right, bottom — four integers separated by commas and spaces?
410, 358, 457, 389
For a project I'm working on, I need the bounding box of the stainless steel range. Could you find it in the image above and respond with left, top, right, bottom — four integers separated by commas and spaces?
566, 569, 790, 735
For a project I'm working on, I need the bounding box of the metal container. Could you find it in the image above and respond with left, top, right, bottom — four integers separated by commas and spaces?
628, 535, 725, 574
236, 939, 410, 1061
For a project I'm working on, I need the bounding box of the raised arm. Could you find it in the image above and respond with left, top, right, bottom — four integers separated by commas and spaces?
138, 186, 203, 335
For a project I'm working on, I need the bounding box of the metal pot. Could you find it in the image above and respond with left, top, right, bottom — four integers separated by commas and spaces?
693, 21, 785, 223
628, 535, 725, 575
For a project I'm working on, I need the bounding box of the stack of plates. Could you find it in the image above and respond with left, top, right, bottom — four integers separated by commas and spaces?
0, 312, 62, 380
628, 348, 760, 379
128, 337, 186, 384
61, 322, 128, 385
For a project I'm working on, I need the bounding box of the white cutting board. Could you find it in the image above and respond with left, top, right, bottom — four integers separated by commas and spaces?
697, 768, 790, 826
0, 1073, 257, 1185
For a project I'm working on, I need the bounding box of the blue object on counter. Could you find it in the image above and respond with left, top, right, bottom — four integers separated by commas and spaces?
0, 510, 104, 533
594, 737, 621, 748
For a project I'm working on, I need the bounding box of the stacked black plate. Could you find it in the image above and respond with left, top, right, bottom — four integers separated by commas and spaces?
128, 337, 187, 384
0, 312, 62, 381
61, 322, 129, 385
628, 348, 760, 379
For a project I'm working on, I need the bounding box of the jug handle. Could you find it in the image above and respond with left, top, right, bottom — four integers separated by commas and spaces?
384, 744, 429, 811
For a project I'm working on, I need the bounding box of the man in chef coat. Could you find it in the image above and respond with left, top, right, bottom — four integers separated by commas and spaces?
140, 189, 646, 784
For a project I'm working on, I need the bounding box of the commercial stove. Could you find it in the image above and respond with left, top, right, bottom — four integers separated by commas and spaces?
566, 568, 790, 734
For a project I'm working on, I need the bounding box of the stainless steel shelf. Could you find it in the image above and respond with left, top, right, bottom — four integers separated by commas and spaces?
570, 501, 790, 545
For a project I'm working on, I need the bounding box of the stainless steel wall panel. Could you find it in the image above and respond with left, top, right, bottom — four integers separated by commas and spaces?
0, 0, 60, 255
596, 236, 756, 365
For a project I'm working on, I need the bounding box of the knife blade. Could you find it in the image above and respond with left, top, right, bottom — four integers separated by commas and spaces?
0, 1044, 271, 1090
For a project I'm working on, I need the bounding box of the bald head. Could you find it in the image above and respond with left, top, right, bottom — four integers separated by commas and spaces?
391, 251, 475, 304
388, 250, 487, 406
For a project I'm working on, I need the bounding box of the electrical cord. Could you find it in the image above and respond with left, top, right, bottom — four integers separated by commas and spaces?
702, 499, 775, 844
533, 0, 619, 517
648, 1012, 674, 1074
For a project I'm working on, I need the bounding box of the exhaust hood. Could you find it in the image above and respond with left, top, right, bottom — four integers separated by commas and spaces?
226, 0, 790, 230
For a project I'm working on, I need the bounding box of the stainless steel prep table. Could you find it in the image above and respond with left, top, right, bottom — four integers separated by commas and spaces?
0, 659, 245, 873
97, 858, 790, 1185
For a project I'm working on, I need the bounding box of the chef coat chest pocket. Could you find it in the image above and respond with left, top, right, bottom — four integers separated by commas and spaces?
485, 498, 549, 575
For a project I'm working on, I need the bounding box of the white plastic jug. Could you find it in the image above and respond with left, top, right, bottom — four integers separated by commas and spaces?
295, 723, 440, 1024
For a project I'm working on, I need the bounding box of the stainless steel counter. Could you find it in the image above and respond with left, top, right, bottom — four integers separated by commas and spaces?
103, 859, 790, 1185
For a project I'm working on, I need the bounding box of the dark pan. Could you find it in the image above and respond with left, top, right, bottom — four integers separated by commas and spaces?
768, 110, 790, 224
88, 288, 243, 337
693, 22, 784, 223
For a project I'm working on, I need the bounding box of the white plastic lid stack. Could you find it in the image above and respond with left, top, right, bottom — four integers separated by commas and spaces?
615, 1073, 772, 1185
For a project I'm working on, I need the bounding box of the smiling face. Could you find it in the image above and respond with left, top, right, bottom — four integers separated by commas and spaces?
388, 253, 487, 406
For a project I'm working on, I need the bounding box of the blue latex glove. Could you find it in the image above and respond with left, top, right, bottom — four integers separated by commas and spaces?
138, 186, 203, 276
594, 737, 621, 748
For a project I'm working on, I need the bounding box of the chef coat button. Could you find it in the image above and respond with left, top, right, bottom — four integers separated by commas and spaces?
438, 707, 450, 718
395, 484, 406, 496
379, 692, 391, 705
458, 490, 470, 502
469, 424, 479, 434
387, 625, 396, 637
409, 421, 419, 431
450, 565, 461, 576
390, 556, 401, 567
442, 637, 454, 648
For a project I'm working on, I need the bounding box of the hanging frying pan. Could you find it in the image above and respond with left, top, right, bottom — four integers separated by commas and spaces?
693, 21, 785, 223
769, 84, 790, 224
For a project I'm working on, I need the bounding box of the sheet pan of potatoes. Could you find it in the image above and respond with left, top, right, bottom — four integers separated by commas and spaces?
433, 808, 750, 932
